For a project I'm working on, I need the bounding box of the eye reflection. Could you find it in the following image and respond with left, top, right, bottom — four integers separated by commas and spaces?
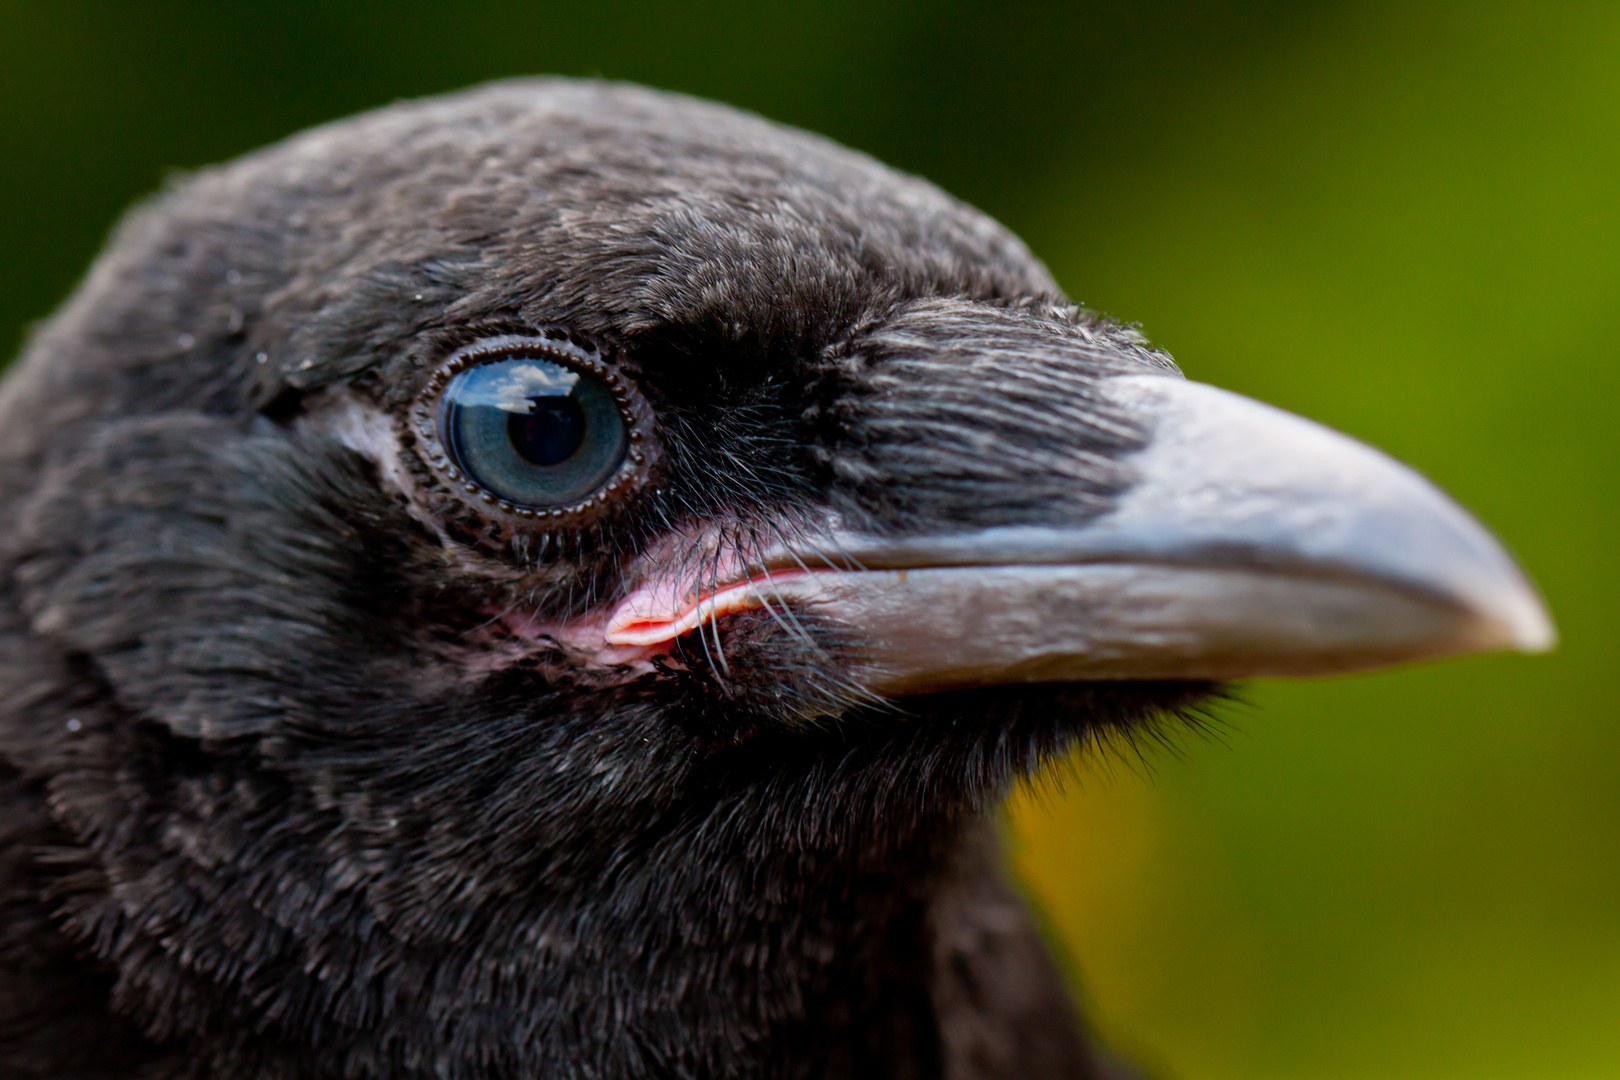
438, 355, 628, 509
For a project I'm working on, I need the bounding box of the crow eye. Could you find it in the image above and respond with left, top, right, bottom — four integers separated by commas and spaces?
420, 336, 644, 516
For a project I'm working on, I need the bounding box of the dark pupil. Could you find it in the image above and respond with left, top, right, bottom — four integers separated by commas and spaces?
507, 395, 586, 466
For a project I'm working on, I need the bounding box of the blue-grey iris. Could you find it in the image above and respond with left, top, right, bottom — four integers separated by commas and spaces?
440, 356, 627, 508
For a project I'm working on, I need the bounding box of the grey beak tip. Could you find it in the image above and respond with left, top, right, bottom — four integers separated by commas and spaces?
1486, 581, 1557, 656
1110, 373, 1559, 670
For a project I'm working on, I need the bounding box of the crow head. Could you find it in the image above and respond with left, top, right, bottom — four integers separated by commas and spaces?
0, 81, 1551, 1078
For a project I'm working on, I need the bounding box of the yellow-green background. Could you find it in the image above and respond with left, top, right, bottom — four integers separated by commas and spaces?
2, 4, 1614, 1077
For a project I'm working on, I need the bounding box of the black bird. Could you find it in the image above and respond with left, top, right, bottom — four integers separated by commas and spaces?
0, 80, 1551, 1080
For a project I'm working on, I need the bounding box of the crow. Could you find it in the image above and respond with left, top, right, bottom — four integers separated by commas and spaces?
0, 79, 1551, 1080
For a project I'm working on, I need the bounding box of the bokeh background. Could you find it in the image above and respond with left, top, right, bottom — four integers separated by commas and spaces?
2, 3, 1615, 1077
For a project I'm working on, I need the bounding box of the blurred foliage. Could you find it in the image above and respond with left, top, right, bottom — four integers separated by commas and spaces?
2, 2, 1615, 1077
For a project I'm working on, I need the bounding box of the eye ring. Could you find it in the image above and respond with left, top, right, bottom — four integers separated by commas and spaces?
411, 333, 652, 524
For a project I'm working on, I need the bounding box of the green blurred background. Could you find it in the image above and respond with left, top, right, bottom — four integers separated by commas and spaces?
2, 2, 1614, 1077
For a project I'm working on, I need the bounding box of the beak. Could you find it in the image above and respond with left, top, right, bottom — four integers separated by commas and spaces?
610, 373, 1554, 696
